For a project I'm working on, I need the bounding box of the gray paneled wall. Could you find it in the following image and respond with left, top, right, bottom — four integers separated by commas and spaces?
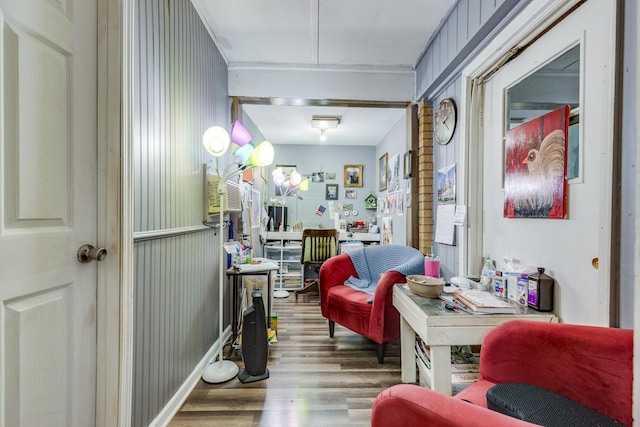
133, 232, 220, 426
415, 0, 530, 278
132, 0, 230, 425
416, 0, 530, 100
431, 79, 462, 278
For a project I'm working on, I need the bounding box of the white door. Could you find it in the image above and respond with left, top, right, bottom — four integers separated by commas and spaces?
0, 0, 98, 426
479, 1, 615, 325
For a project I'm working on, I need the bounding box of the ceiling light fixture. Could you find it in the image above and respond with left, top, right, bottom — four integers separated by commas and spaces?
311, 116, 340, 142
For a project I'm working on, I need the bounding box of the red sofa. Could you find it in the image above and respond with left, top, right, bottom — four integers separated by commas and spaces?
319, 245, 424, 363
372, 320, 633, 426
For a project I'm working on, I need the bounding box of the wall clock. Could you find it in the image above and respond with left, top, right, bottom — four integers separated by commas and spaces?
434, 98, 457, 145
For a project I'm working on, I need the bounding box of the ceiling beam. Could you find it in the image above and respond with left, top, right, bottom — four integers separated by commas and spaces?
236, 97, 410, 109
228, 66, 415, 102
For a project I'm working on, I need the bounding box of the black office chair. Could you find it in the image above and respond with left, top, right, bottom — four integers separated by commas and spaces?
294, 228, 340, 300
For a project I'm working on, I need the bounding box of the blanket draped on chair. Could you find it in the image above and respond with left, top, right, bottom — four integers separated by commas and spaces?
344, 245, 424, 295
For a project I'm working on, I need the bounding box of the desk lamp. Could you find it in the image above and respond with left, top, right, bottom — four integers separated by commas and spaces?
201, 122, 274, 383
272, 168, 308, 298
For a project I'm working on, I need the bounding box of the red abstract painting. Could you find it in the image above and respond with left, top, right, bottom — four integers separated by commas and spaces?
504, 106, 569, 218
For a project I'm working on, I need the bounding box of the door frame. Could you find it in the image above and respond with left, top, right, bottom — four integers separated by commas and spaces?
460, 0, 617, 324
96, 0, 134, 425
458, 0, 581, 284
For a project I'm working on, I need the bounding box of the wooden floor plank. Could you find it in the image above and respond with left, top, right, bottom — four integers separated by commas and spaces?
168, 293, 403, 426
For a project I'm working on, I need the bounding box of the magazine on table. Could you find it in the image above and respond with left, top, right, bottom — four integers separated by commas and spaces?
233, 258, 278, 272
439, 294, 477, 314
452, 289, 518, 314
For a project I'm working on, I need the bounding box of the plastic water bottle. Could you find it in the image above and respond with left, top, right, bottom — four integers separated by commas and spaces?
480, 254, 495, 292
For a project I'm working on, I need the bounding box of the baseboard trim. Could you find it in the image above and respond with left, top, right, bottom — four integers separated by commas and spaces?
149, 327, 233, 427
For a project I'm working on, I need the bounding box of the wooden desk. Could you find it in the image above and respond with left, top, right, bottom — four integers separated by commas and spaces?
393, 284, 557, 396
261, 230, 380, 243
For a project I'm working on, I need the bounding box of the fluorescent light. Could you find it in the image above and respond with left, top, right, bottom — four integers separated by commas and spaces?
311, 116, 340, 129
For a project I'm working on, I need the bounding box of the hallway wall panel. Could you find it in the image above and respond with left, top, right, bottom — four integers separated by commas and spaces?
132, 0, 229, 425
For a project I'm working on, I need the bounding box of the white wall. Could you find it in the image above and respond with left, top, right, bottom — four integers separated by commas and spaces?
466, 1, 617, 327
267, 144, 378, 230
268, 112, 410, 247
418, 0, 637, 327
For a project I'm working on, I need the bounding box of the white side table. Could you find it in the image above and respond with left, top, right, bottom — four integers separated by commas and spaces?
393, 284, 557, 396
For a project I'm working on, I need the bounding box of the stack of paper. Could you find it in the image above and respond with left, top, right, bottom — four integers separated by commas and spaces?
452, 289, 518, 314
234, 260, 278, 272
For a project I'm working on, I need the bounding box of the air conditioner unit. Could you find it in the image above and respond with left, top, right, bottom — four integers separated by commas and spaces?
206, 173, 242, 214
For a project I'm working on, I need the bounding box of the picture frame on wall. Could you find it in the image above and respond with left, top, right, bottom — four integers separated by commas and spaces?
345, 189, 357, 199
344, 164, 363, 187
403, 150, 412, 179
311, 171, 325, 183
326, 184, 338, 200
504, 106, 569, 218
378, 153, 388, 191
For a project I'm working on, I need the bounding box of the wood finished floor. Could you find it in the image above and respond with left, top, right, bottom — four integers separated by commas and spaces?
168, 292, 403, 427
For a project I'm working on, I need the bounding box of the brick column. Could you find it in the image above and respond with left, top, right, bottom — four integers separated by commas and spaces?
418, 101, 434, 255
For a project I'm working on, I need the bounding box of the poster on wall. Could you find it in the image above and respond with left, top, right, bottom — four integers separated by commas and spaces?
389, 193, 396, 214
251, 188, 261, 228
387, 153, 400, 192
504, 106, 569, 218
437, 164, 456, 204
382, 216, 393, 245
435, 204, 456, 245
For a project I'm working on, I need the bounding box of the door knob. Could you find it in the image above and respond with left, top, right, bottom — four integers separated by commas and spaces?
77, 244, 108, 263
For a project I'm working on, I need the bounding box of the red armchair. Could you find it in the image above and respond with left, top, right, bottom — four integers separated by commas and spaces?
372, 320, 633, 426
319, 244, 424, 363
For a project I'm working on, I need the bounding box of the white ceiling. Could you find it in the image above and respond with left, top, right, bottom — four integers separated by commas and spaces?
193, 0, 456, 146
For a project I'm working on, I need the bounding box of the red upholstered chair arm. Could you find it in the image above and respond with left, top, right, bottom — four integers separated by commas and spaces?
372, 384, 538, 427
319, 254, 357, 312
479, 320, 633, 426
368, 271, 405, 338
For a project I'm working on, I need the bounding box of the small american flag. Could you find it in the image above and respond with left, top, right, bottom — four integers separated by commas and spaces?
315, 205, 326, 216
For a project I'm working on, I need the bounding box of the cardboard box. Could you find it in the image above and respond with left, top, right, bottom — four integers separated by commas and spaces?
270, 312, 278, 333
505, 272, 520, 302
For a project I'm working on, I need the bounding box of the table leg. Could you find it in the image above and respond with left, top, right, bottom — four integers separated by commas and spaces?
266, 271, 272, 329
399, 316, 416, 383
232, 276, 239, 340
430, 345, 452, 396
226, 275, 240, 360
